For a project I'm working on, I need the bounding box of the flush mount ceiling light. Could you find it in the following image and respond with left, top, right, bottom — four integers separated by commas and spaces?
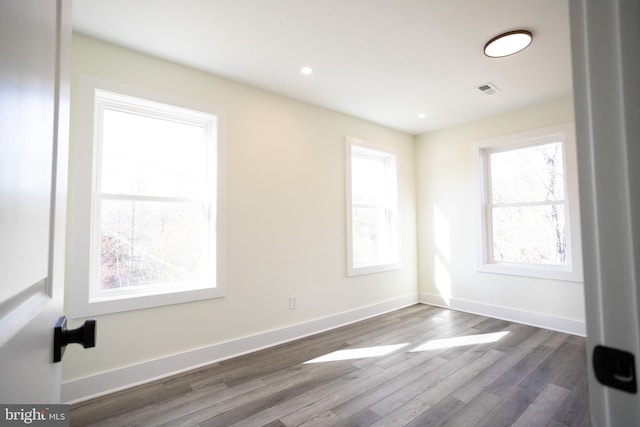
484, 30, 533, 58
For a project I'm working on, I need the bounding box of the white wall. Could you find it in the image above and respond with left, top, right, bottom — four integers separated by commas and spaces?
62, 34, 417, 401
416, 96, 586, 334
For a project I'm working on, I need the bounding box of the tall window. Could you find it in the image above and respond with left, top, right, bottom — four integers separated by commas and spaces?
346, 137, 399, 276
71, 78, 226, 316
476, 123, 582, 281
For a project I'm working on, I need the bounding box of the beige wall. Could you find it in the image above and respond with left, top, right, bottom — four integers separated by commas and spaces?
415, 96, 586, 329
63, 35, 417, 387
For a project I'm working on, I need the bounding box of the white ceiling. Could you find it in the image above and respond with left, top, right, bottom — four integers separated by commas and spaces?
72, 0, 573, 135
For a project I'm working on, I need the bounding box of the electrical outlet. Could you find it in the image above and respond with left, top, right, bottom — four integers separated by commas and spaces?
289, 296, 297, 310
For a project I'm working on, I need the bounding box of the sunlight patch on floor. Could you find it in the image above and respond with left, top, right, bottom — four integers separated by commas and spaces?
410, 331, 509, 352
303, 343, 409, 364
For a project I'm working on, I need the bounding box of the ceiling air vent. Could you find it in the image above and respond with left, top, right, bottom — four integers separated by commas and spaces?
476, 82, 500, 95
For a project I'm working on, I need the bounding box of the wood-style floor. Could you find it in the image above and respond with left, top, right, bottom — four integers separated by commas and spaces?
70, 304, 590, 426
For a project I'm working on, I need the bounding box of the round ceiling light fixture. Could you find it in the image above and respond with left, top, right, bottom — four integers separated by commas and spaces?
484, 30, 533, 58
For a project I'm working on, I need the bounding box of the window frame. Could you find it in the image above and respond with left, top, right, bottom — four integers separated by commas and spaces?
70, 76, 227, 317
345, 137, 400, 277
474, 122, 583, 282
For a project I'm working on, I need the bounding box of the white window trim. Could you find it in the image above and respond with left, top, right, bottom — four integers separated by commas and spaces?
70, 75, 227, 317
473, 122, 583, 282
345, 137, 400, 277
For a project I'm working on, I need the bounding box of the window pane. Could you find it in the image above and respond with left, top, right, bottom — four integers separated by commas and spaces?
351, 154, 386, 206
99, 200, 205, 289
490, 142, 564, 204
100, 108, 208, 198
491, 204, 567, 265
352, 207, 392, 266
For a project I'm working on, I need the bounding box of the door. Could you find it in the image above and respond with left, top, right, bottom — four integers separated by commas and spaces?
0, 0, 71, 403
570, 0, 640, 425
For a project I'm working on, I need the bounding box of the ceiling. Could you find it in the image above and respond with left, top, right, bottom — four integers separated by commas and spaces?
72, 0, 573, 135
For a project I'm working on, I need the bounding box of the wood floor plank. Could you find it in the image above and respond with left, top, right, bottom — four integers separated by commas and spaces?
483, 343, 556, 398
278, 361, 414, 427
331, 355, 447, 419
416, 348, 505, 405
129, 379, 264, 426
512, 383, 571, 427
552, 338, 587, 390
404, 395, 466, 427
552, 374, 592, 427
519, 341, 579, 394
229, 364, 385, 427
369, 398, 431, 427
368, 345, 492, 418
475, 386, 539, 427
294, 410, 342, 427
491, 323, 539, 352
334, 408, 381, 427
542, 330, 571, 349
450, 327, 557, 403
437, 390, 502, 427
196, 363, 368, 427
69, 304, 590, 427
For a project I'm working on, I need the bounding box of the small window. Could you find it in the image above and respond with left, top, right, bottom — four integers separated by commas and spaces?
70, 78, 226, 317
475, 123, 582, 281
345, 137, 399, 276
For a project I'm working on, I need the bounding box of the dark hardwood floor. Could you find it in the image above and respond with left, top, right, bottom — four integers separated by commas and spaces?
70, 304, 590, 426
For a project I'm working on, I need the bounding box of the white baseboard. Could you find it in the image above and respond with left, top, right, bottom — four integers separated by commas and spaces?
62, 293, 418, 404
419, 292, 586, 337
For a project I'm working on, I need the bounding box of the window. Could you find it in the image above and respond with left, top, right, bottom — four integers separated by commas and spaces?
475, 122, 582, 281
71, 77, 226, 316
345, 137, 399, 276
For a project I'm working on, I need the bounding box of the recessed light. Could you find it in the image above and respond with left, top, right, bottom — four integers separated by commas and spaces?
417, 113, 427, 119
300, 67, 313, 75
484, 30, 532, 58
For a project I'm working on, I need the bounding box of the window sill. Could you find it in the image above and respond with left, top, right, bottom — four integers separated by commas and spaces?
70, 286, 225, 318
347, 262, 401, 277
477, 262, 583, 282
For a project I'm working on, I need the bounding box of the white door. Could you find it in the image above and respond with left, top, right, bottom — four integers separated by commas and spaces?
570, 0, 640, 425
0, 0, 71, 403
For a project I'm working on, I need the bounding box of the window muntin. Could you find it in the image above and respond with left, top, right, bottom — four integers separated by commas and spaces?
346, 138, 399, 276
475, 123, 583, 281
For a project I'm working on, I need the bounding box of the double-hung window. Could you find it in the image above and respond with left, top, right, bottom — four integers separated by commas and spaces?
71, 78, 226, 317
345, 137, 399, 276
475, 122, 582, 281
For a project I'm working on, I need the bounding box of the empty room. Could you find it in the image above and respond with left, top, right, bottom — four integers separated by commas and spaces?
2, 0, 638, 426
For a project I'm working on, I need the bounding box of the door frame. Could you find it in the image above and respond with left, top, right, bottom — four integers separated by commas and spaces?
570, 0, 640, 424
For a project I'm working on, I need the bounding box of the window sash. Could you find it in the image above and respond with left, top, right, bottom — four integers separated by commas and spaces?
91, 192, 215, 297
94, 101, 215, 200
351, 206, 395, 268
488, 203, 568, 266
